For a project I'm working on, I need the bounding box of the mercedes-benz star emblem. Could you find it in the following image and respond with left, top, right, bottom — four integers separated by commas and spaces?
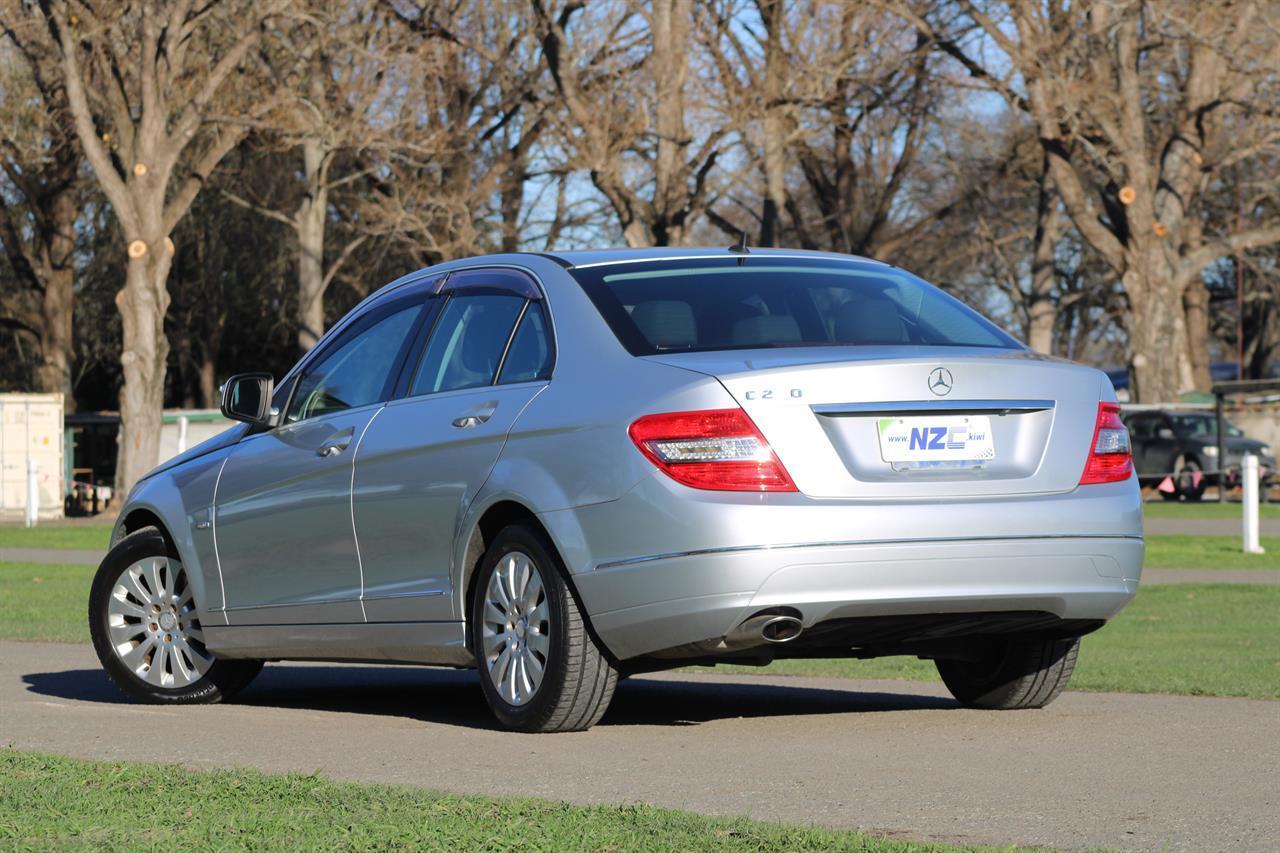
928, 367, 953, 396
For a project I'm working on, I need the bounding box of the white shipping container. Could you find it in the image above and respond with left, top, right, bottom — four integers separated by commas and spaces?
158, 410, 235, 464
0, 393, 65, 520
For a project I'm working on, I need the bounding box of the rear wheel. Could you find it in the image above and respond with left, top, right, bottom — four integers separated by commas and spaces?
89, 528, 262, 704
471, 523, 616, 732
936, 636, 1080, 709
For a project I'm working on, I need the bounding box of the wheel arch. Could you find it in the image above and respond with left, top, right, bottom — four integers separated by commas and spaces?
109, 456, 228, 617
115, 507, 173, 548
458, 500, 542, 646
457, 498, 615, 663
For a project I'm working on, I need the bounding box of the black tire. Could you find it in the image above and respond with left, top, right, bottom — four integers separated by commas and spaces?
936, 635, 1080, 710
470, 523, 617, 733
89, 527, 263, 704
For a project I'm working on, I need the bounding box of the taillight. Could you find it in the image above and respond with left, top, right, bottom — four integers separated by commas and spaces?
1080, 402, 1133, 485
628, 408, 797, 492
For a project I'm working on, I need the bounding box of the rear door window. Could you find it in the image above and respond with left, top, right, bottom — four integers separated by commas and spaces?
410, 294, 526, 395
497, 302, 553, 384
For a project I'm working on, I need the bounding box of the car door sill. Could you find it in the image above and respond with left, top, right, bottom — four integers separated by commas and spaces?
202, 621, 471, 666
221, 599, 365, 625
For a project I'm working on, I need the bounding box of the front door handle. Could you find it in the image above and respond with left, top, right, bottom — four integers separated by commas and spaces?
316, 437, 351, 457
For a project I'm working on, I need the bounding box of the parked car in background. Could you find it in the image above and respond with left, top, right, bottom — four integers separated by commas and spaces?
88, 248, 1143, 732
1122, 409, 1275, 501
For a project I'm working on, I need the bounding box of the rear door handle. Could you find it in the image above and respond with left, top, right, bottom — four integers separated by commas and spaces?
316, 438, 351, 457
451, 414, 492, 429
452, 403, 497, 429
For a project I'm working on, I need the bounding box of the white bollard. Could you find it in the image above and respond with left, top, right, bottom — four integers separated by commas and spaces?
1242, 454, 1264, 555
25, 458, 38, 528
177, 414, 189, 454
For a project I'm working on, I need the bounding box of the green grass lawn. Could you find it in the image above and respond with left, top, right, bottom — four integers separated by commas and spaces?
0, 750, 970, 852
1143, 534, 1279, 569
0, 562, 89, 643
0, 525, 111, 551
1141, 500, 1280, 520
713, 584, 1280, 700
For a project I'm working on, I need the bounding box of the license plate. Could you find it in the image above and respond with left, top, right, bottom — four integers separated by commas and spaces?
877, 415, 995, 465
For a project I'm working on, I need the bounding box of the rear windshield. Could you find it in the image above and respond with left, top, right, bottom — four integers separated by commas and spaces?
567, 257, 1020, 355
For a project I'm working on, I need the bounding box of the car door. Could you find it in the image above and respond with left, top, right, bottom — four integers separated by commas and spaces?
1124, 414, 1154, 476
214, 285, 432, 625
353, 268, 554, 622
1146, 414, 1180, 476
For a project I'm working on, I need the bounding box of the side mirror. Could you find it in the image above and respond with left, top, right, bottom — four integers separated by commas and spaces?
1157, 427, 1175, 440
220, 373, 275, 426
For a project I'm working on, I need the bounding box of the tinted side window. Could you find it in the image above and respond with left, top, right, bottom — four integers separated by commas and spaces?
1125, 416, 1152, 439
498, 303, 553, 384
286, 305, 421, 423
411, 294, 525, 395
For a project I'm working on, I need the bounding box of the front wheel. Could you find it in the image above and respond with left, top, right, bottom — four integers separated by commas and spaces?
89, 528, 262, 704
936, 636, 1080, 709
471, 523, 617, 732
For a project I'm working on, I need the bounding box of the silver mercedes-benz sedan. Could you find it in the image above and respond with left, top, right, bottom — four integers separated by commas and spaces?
90, 248, 1142, 732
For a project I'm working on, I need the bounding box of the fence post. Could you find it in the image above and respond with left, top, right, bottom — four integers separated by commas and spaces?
1243, 454, 1264, 554
25, 458, 38, 528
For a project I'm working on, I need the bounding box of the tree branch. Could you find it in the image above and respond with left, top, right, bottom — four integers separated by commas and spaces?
1178, 224, 1280, 288
45, 3, 134, 229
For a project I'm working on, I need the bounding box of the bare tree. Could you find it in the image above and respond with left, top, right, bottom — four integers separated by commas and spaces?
934, 0, 1280, 401
957, 121, 1067, 353
532, 0, 727, 247
702, 1, 975, 261
41, 0, 288, 493
221, 4, 400, 352
0, 5, 80, 402
352, 1, 547, 265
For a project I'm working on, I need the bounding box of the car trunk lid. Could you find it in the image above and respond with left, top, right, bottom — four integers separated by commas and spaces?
646, 346, 1108, 499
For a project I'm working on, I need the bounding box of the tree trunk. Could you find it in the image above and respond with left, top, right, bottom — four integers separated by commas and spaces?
758, 0, 785, 248
296, 140, 329, 353
33, 187, 77, 408
500, 145, 526, 254
114, 243, 173, 496
621, 220, 652, 249
1182, 277, 1212, 391
649, 0, 691, 246
1125, 259, 1192, 403
198, 351, 218, 410
1026, 163, 1059, 354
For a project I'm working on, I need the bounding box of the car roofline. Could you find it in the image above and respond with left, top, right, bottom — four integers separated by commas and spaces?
540, 247, 891, 270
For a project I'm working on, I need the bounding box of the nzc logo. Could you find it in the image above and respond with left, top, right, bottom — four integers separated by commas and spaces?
909, 427, 948, 450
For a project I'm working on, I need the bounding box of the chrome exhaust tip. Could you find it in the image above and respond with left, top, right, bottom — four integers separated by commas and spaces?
760, 615, 803, 643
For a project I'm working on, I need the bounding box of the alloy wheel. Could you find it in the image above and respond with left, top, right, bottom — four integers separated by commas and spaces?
480, 551, 550, 706
106, 557, 212, 688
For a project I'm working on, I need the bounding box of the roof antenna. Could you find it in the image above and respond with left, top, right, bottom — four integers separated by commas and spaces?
728, 231, 749, 254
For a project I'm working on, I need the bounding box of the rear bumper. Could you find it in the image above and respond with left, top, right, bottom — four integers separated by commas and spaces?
572, 534, 1141, 660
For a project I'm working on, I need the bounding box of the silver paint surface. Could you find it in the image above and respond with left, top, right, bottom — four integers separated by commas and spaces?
110, 248, 1144, 667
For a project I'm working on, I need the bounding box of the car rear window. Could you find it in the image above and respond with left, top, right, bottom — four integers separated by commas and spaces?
567, 257, 1020, 355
